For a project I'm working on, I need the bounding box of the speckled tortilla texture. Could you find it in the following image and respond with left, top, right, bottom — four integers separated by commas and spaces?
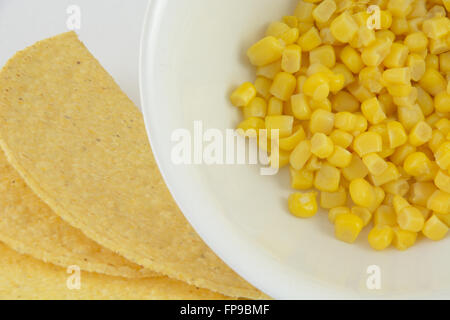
0, 242, 230, 300
0, 149, 157, 279
0, 32, 266, 299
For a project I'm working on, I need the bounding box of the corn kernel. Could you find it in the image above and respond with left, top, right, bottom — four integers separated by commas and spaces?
330, 11, 358, 43
320, 186, 347, 209
327, 145, 352, 168
266, 22, 290, 38
374, 205, 397, 226
397, 206, 425, 232
265, 115, 294, 139
279, 125, 307, 151
361, 97, 387, 125
298, 27, 322, 51
314, 163, 341, 192
311, 133, 334, 159
404, 31, 428, 53
270, 72, 297, 101
407, 54, 426, 82
290, 93, 311, 120
383, 179, 409, 197
313, 0, 337, 23
409, 182, 437, 206
270, 149, 291, 169
290, 167, 314, 190
237, 117, 265, 137
429, 130, 445, 153
342, 154, 369, 181
310, 98, 332, 112
332, 63, 355, 87
435, 92, 450, 113
363, 153, 388, 176
281, 28, 301, 45
392, 227, 417, 250
419, 68, 447, 96
290, 140, 312, 170
388, 0, 413, 17
408, 121, 432, 147
430, 37, 450, 55
398, 104, 425, 131
335, 214, 364, 243
309, 46, 336, 69
328, 206, 350, 223
349, 178, 376, 208
330, 129, 354, 149
416, 86, 434, 116
303, 73, 330, 101
267, 97, 284, 116
384, 43, 409, 68
403, 152, 431, 177
282, 45, 302, 74
295, 0, 316, 23
393, 195, 410, 214
243, 97, 267, 119
257, 60, 282, 80
370, 162, 401, 186
426, 54, 440, 70
361, 39, 393, 67
435, 118, 450, 136
440, 52, 450, 73
383, 67, 411, 85
331, 91, 359, 113
427, 190, 450, 214
288, 192, 318, 218
347, 82, 375, 103
306, 155, 322, 172
386, 121, 407, 149
283, 16, 298, 28
334, 112, 356, 132
353, 132, 383, 157
359, 67, 384, 94
435, 142, 450, 170
352, 206, 372, 226
422, 17, 449, 40
435, 170, 450, 193
296, 75, 308, 93
309, 109, 335, 135
247, 36, 285, 67
390, 144, 415, 166
230, 82, 257, 107
368, 226, 394, 250
423, 215, 449, 241
339, 46, 363, 74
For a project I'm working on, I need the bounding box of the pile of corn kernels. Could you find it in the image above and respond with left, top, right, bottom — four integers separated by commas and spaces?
230, 0, 450, 251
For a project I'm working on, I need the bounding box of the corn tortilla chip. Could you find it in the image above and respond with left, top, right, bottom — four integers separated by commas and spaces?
0, 32, 266, 299
0, 149, 157, 279
0, 242, 229, 300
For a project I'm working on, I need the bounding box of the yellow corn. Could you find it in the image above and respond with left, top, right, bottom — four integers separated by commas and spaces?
361, 39, 393, 67
362, 153, 388, 176
427, 190, 450, 215
279, 125, 307, 151
361, 97, 387, 125
291, 94, 311, 120
303, 73, 330, 101
282, 45, 302, 74
397, 206, 425, 232
386, 121, 407, 148
409, 182, 437, 206
440, 52, 450, 73
435, 170, 450, 193
309, 109, 335, 135
382, 179, 409, 196
426, 54, 440, 70
353, 132, 383, 157
435, 92, 450, 113
283, 16, 298, 28
314, 163, 341, 192
408, 54, 426, 82
374, 205, 397, 226
267, 97, 284, 116
404, 31, 428, 53
237, 117, 265, 137
329, 129, 353, 149
349, 178, 376, 208
331, 91, 359, 113
392, 227, 417, 250
309, 45, 336, 69
311, 133, 335, 159
298, 27, 322, 51
419, 68, 447, 96
328, 206, 351, 223
313, 0, 337, 23
416, 86, 434, 116
409, 121, 432, 147
256, 60, 282, 80
306, 155, 322, 172
247, 36, 285, 67
254, 77, 272, 100
294, 0, 316, 23
429, 130, 445, 153
290, 167, 314, 190
270, 149, 291, 169
384, 43, 409, 68
327, 146, 352, 168
342, 154, 369, 181
340, 46, 363, 74
390, 143, 416, 166
230, 82, 257, 107
403, 152, 431, 177
335, 214, 364, 243
435, 141, 450, 170
290, 140, 312, 170
320, 186, 347, 209
383, 67, 411, 85
332, 63, 355, 88
352, 206, 373, 226
347, 82, 375, 103
270, 72, 297, 101
398, 104, 425, 131
422, 17, 449, 40
368, 226, 394, 250
243, 97, 267, 119
422, 215, 449, 241
288, 192, 318, 218
330, 11, 359, 43
370, 162, 401, 186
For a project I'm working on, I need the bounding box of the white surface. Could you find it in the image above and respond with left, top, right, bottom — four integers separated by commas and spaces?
140, 0, 450, 299
0, 0, 148, 107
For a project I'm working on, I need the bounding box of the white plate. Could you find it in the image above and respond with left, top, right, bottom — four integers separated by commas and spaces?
140, 0, 450, 299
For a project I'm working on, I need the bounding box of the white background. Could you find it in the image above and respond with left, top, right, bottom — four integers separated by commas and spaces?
0, 0, 148, 107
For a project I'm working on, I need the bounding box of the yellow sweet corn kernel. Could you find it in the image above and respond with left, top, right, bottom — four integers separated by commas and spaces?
409, 182, 436, 206
390, 144, 416, 166
311, 133, 334, 159
369, 186, 385, 213
352, 206, 373, 226
427, 190, 450, 214
254, 77, 272, 100
270, 149, 291, 169
306, 155, 322, 172
320, 186, 347, 209
309, 45, 336, 69
393, 195, 410, 214
256, 60, 282, 80
407, 17, 424, 33
426, 54, 440, 70
335, 214, 364, 243
329, 130, 353, 149
362, 153, 388, 176
282, 45, 302, 74
386, 84, 413, 97
290, 140, 312, 170
374, 205, 397, 226
330, 11, 359, 43
436, 213, 450, 227
423, 215, 449, 241
290, 166, 314, 190
430, 37, 450, 55
237, 117, 265, 137
397, 206, 425, 232
294, 0, 316, 23
416, 86, 434, 116
314, 163, 341, 192
298, 27, 322, 52
388, 0, 413, 17
267, 97, 284, 116
350, 25, 376, 49
265, 115, 294, 139
382, 67, 411, 85
415, 161, 440, 182
328, 206, 350, 223
339, 46, 363, 74
279, 125, 307, 151
409, 0, 426, 18
296, 75, 308, 94
303, 73, 330, 101
309, 109, 335, 135
408, 54, 426, 82
392, 17, 409, 36
230, 82, 257, 107
288, 192, 318, 218
320, 28, 338, 45
306, 63, 333, 77
384, 43, 409, 68
334, 112, 357, 132
342, 154, 369, 181
392, 227, 417, 250
361, 98, 387, 125
349, 178, 376, 208
440, 52, 450, 73
331, 91, 359, 113
368, 225, 394, 250
435, 142, 450, 170
435, 119, 450, 136
332, 63, 355, 88
270, 72, 297, 101
383, 193, 395, 206
243, 97, 267, 119
266, 22, 290, 38
398, 104, 425, 131
403, 152, 431, 176
247, 36, 285, 67
435, 170, 450, 193
291, 93, 311, 120
353, 132, 383, 157
382, 179, 409, 197
281, 28, 300, 45
435, 92, 450, 113
376, 29, 396, 42
347, 82, 375, 103
403, 31, 428, 53
409, 121, 433, 146
422, 17, 449, 40
361, 39, 393, 67
387, 121, 407, 148
419, 68, 447, 96
378, 93, 396, 116
393, 86, 417, 108
312, 0, 337, 23
359, 67, 384, 93
370, 162, 401, 186
328, 73, 345, 94
416, 205, 432, 220
310, 98, 332, 112
327, 146, 352, 168
429, 130, 445, 153
283, 16, 298, 28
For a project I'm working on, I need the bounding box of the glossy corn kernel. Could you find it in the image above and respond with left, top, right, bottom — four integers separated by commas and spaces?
397, 206, 425, 232
266, 21, 290, 38
329, 130, 353, 149
382, 178, 409, 196
422, 17, 449, 40
303, 73, 330, 101
362, 153, 388, 176
309, 109, 335, 135
305, 155, 322, 172
267, 97, 284, 116
416, 86, 434, 116
435, 142, 450, 170
407, 54, 426, 82
342, 154, 369, 181
310, 98, 332, 112
340, 46, 363, 74
332, 64, 355, 88
419, 68, 447, 96
392, 227, 417, 251
290, 140, 312, 170
331, 91, 359, 113
309, 46, 336, 69
370, 162, 401, 186
237, 117, 265, 137
427, 190, 450, 215
283, 16, 298, 28
243, 97, 267, 119
327, 146, 352, 168
435, 170, 450, 193
313, 0, 337, 23
374, 205, 397, 226
256, 60, 282, 80
230, 82, 257, 107
408, 121, 432, 147
298, 27, 322, 51
311, 133, 335, 159
347, 82, 375, 103
384, 43, 409, 68
265, 115, 294, 139
423, 215, 449, 241
352, 206, 373, 226
390, 144, 416, 166
282, 45, 302, 74
426, 54, 440, 70
328, 206, 350, 223
279, 125, 307, 151
294, 0, 316, 23
403, 152, 431, 177
270, 72, 297, 101
281, 28, 301, 45
247, 36, 285, 67
404, 32, 428, 52
361, 39, 393, 67
409, 182, 437, 206
270, 149, 291, 169
435, 92, 450, 113
330, 11, 359, 43
349, 178, 376, 208
429, 130, 445, 153
334, 112, 356, 132
314, 164, 341, 192
353, 132, 383, 157
320, 186, 347, 209
382, 67, 411, 85
254, 77, 272, 100
335, 214, 364, 243
386, 121, 407, 149
288, 192, 318, 218
368, 226, 394, 250
328, 73, 345, 94
361, 97, 387, 125
291, 94, 311, 120
440, 52, 450, 73
290, 167, 314, 190
398, 104, 425, 131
